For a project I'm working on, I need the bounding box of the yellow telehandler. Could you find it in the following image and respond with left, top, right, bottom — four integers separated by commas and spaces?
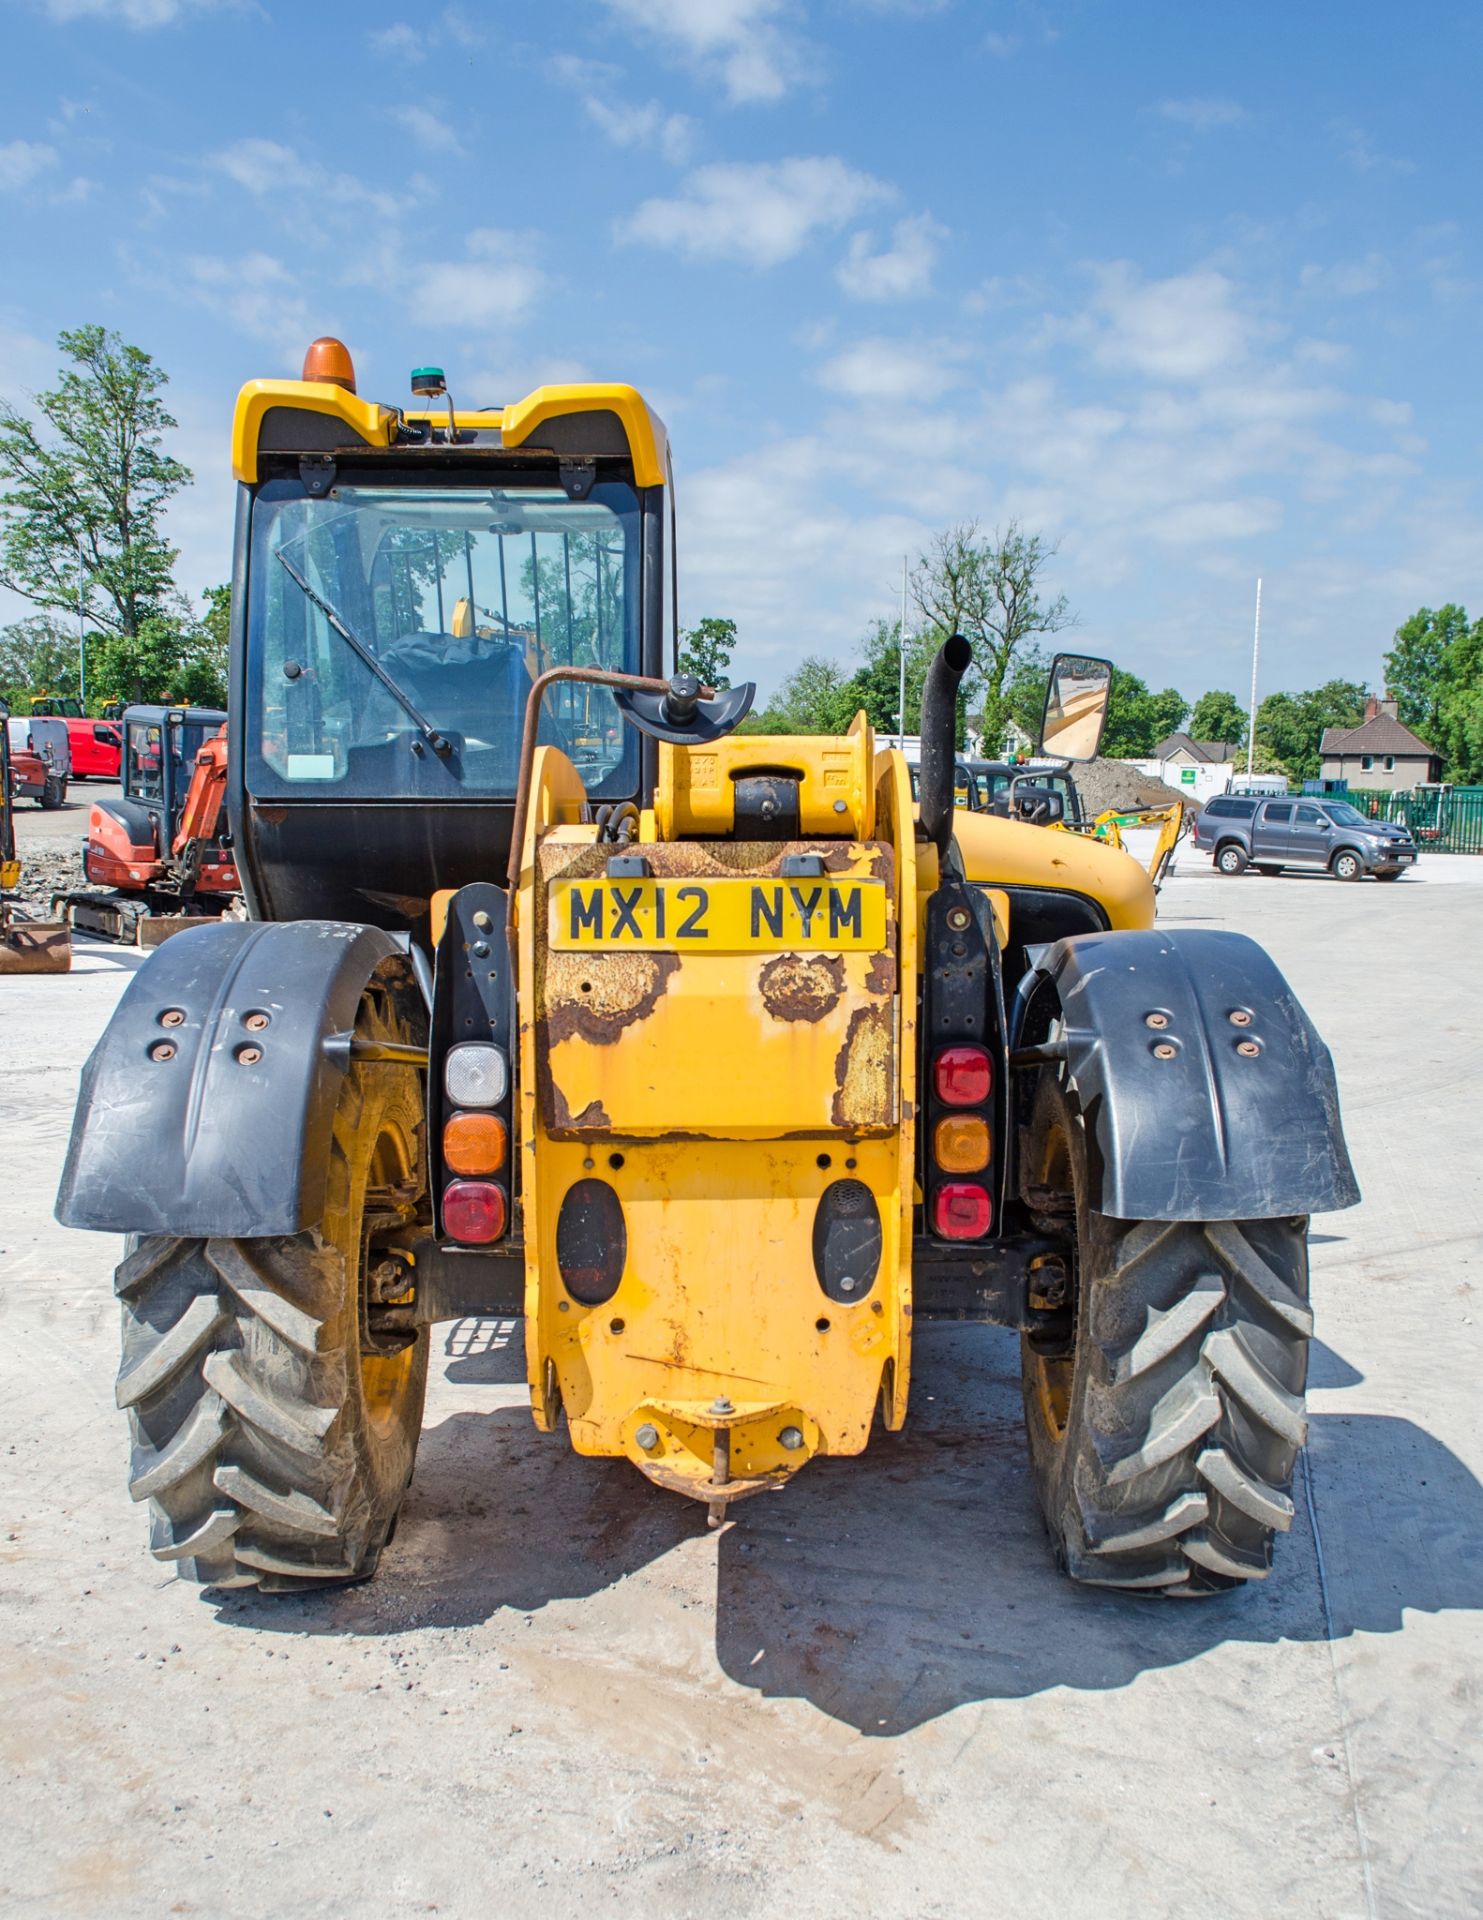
56, 342, 1357, 1596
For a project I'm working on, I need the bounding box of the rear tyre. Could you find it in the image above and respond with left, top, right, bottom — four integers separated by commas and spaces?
40, 774, 66, 810
1020, 1074, 1311, 1595
1330, 849, 1362, 881
114, 985, 429, 1591
1215, 843, 1248, 876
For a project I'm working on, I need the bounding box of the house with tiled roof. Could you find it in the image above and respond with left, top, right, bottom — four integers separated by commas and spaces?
1320, 697, 1440, 792
1148, 733, 1243, 767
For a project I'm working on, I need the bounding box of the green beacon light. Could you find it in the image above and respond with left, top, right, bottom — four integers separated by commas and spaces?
411, 365, 457, 443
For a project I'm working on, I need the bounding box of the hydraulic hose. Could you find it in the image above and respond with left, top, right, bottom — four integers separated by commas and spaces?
917, 632, 973, 856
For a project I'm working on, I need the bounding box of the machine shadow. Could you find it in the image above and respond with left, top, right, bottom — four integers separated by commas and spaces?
710, 1325, 1483, 1735
210, 1318, 706, 1638
210, 1322, 1482, 1727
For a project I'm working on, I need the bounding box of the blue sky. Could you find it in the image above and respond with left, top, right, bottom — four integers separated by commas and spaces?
1, 0, 1480, 706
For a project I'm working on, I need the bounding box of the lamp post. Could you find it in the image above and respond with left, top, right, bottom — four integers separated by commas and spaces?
1245, 576, 1262, 781
76, 537, 87, 710
897, 554, 908, 748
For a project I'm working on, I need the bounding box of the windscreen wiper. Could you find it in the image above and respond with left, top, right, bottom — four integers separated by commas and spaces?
275, 550, 453, 758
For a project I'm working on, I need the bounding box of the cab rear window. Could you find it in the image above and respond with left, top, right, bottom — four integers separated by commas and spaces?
1205, 796, 1256, 817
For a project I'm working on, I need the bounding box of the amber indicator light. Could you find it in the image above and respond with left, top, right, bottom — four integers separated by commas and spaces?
934, 1113, 991, 1174
443, 1110, 507, 1176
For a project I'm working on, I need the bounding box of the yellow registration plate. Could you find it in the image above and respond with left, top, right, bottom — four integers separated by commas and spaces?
549, 877, 887, 952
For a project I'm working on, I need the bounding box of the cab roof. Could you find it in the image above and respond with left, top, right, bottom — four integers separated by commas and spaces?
231, 378, 669, 489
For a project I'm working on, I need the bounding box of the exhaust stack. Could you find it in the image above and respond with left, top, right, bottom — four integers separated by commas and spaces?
917, 632, 973, 856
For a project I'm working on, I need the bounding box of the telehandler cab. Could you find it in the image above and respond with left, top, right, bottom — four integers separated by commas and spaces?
57, 341, 1358, 1597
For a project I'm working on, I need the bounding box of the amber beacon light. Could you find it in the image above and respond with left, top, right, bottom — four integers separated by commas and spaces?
301, 336, 357, 392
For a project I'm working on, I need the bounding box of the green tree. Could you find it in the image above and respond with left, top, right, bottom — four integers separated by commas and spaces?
89, 611, 190, 708
677, 616, 736, 689
910, 521, 1075, 753
0, 614, 81, 704
90, 583, 233, 709
1001, 646, 1050, 752
739, 654, 857, 735
1384, 605, 1467, 744
1188, 689, 1247, 747
174, 584, 231, 707
1100, 670, 1188, 758
1255, 679, 1368, 783
836, 618, 939, 738
0, 325, 191, 640
1435, 615, 1483, 783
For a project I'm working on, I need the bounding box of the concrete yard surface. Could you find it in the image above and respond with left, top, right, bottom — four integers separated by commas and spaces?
1, 874, 1480, 1918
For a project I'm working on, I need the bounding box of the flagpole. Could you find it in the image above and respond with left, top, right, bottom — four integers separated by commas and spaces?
898, 555, 908, 748
1246, 576, 1262, 779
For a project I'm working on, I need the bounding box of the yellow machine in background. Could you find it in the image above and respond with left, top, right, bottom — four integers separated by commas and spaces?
1076, 801, 1187, 889
57, 348, 1358, 1601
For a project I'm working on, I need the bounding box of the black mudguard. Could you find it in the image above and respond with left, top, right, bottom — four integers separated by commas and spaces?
1014, 928, 1360, 1221
55, 919, 424, 1238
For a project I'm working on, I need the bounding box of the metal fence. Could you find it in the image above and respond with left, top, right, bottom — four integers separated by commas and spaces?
1345, 786, 1483, 854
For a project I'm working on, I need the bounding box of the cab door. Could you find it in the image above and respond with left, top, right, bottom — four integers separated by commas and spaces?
1289, 802, 1332, 866
1253, 799, 1294, 862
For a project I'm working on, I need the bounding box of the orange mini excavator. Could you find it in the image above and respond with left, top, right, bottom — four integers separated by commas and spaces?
57, 704, 240, 945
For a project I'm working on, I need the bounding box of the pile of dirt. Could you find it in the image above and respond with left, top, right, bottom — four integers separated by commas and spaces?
1073, 759, 1192, 816
8, 845, 84, 912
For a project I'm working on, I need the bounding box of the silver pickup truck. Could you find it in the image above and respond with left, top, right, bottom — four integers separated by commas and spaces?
1193, 793, 1417, 880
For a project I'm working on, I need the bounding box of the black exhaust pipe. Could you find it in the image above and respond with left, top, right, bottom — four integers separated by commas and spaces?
917, 631, 973, 856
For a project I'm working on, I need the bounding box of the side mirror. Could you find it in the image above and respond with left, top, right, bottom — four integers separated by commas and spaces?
1039, 653, 1112, 762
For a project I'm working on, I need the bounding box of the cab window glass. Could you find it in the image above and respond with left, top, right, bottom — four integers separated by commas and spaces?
246, 478, 642, 801
128, 723, 164, 804
1263, 802, 1293, 823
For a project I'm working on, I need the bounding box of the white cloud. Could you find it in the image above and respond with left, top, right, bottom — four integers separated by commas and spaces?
586, 95, 695, 165
1080, 263, 1255, 382
369, 22, 423, 60
409, 230, 546, 329
1299, 253, 1389, 298
182, 252, 312, 360
209, 138, 417, 220
440, 5, 483, 47
0, 142, 59, 192
982, 30, 1019, 56
682, 436, 931, 674
597, 0, 807, 105
837, 212, 945, 301
1156, 96, 1248, 132
1330, 118, 1414, 176
392, 104, 463, 155
817, 336, 965, 405
548, 58, 695, 163
618, 156, 892, 268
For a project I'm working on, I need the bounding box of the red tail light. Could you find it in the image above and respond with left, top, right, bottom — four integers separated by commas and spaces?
443, 1179, 507, 1244
934, 1045, 992, 1107
933, 1183, 992, 1239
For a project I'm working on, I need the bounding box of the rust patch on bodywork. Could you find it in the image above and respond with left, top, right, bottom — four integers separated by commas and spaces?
832, 1002, 894, 1129
865, 950, 897, 996
543, 949, 680, 1046
759, 952, 846, 1023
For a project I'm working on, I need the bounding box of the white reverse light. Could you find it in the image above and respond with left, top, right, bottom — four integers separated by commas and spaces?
444, 1043, 508, 1108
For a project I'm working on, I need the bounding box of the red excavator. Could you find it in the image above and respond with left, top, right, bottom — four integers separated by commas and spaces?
56, 703, 240, 944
